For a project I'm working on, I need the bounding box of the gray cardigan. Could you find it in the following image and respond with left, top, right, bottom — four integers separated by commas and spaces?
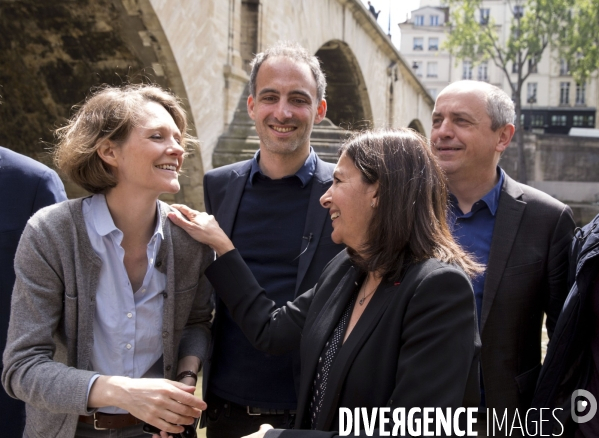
1, 198, 214, 438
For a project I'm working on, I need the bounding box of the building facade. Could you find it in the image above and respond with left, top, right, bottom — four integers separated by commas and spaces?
398, 0, 598, 134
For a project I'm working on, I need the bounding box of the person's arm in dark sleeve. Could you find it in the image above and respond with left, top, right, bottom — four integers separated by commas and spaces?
544, 205, 575, 338
205, 249, 314, 355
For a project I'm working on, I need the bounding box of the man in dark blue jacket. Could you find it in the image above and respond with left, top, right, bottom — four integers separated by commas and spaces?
0, 146, 67, 436
200, 42, 344, 438
532, 214, 599, 437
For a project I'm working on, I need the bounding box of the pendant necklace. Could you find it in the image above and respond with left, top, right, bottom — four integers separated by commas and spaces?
359, 282, 377, 305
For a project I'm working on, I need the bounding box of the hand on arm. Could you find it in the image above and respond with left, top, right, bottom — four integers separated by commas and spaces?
146, 356, 203, 438
88, 375, 205, 434
168, 204, 235, 256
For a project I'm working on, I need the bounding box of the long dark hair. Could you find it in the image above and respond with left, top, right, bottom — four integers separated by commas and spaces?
340, 128, 482, 281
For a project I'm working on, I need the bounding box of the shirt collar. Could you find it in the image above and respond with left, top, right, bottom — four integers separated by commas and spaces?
90, 194, 164, 240
249, 147, 316, 187
448, 167, 504, 216
482, 167, 504, 216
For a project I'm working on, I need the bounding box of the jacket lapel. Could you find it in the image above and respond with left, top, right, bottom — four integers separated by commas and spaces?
317, 279, 397, 430
480, 175, 526, 332
295, 157, 334, 295
157, 203, 176, 378
70, 199, 102, 370
296, 266, 360, 426
218, 162, 251, 237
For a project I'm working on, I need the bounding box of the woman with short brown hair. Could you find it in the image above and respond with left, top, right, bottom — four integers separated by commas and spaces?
2, 84, 213, 438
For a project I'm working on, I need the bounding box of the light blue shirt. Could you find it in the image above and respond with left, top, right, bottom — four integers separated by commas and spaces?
83, 194, 166, 413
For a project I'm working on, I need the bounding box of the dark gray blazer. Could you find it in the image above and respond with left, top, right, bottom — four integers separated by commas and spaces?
480, 173, 575, 415
201, 155, 344, 404
1, 199, 214, 438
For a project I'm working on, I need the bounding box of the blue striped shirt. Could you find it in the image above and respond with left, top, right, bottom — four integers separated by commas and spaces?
83, 194, 166, 413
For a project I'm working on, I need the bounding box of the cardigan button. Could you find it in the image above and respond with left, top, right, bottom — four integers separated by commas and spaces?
162, 292, 167, 298
166, 365, 172, 371
155, 260, 162, 268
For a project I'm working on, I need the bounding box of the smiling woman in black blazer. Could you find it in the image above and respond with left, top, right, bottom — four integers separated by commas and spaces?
170, 128, 482, 438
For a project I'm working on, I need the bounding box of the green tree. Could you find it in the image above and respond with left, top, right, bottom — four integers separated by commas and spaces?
560, 0, 599, 83
443, 0, 569, 184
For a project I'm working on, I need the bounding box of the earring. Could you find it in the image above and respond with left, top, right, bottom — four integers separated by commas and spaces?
371, 202, 375, 208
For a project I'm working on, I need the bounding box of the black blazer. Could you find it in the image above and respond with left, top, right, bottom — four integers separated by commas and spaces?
479, 173, 574, 414
206, 249, 481, 437
202, 155, 344, 402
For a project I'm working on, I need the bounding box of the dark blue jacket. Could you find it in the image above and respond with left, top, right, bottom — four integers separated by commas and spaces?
0, 147, 67, 437
200, 154, 344, 423
531, 214, 599, 436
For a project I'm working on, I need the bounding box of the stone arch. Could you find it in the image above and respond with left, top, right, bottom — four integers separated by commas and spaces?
0, 0, 204, 208
408, 119, 426, 136
315, 40, 373, 130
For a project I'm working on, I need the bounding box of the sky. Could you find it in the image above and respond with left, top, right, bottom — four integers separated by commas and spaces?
359, 0, 421, 48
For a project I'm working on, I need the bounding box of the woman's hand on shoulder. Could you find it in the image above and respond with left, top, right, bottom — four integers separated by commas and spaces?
168, 204, 235, 256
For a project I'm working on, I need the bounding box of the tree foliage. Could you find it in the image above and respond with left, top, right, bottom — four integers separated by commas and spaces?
443, 0, 569, 183
560, 0, 599, 83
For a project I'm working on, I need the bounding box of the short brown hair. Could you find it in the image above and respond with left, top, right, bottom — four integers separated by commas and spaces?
340, 128, 482, 280
249, 41, 326, 102
54, 84, 192, 194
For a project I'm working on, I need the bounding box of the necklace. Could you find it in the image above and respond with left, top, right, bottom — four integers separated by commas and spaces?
358, 282, 377, 305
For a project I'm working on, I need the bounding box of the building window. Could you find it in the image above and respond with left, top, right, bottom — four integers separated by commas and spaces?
573, 115, 594, 126
414, 15, 424, 26
480, 8, 490, 24
531, 114, 544, 126
428, 88, 438, 100
576, 83, 586, 105
513, 5, 524, 18
430, 15, 439, 26
512, 62, 519, 74
478, 62, 488, 81
559, 58, 570, 76
526, 83, 537, 103
560, 82, 570, 105
427, 62, 438, 78
551, 115, 567, 126
429, 37, 439, 51
413, 37, 424, 51
528, 57, 538, 74
462, 61, 472, 79
412, 61, 423, 77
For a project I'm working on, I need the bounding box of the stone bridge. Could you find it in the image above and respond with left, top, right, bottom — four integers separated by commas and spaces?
0, 0, 433, 209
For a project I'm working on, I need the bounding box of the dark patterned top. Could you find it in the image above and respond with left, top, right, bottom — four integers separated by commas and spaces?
309, 285, 359, 429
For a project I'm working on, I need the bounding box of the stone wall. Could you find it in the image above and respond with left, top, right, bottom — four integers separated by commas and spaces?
0, 0, 433, 210
0, 0, 206, 209
500, 134, 599, 225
